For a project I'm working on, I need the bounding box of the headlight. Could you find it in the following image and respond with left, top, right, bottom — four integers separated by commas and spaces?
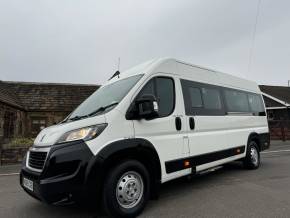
56, 124, 107, 144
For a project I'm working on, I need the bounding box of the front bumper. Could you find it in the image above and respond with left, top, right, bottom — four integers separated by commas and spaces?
20, 140, 93, 204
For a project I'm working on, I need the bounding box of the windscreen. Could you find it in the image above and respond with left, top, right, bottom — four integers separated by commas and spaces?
68, 74, 143, 119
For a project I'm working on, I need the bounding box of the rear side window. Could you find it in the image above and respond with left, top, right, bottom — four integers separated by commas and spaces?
248, 94, 265, 113
181, 79, 225, 116
189, 87, 203, 108
202, 88, 222, 110
137, 77, 175, 117
224, 90, 250, 112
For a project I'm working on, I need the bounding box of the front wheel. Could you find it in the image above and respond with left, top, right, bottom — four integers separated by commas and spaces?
243, 141, 260, 169
103, 160, 150, 218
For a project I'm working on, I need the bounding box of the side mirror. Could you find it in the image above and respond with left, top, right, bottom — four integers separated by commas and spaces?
135, 95, 159, 119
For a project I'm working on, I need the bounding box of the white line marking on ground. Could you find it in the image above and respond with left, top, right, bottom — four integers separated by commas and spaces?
0, 173, 19, 177
262, 149, 290, 154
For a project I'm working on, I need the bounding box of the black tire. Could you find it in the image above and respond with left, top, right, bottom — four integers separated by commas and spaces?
103, 160, 150, 218
243, 141, 260, 170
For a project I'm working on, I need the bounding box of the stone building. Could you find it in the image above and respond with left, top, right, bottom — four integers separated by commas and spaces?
0, 81, 98, 143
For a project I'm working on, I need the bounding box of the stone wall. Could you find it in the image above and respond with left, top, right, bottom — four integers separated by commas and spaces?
0, 146, 28, 165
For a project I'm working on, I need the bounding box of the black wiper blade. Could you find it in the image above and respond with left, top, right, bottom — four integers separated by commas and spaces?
88, 102, 119, 117
67, 102, 119, 122
68, 115, 88, 121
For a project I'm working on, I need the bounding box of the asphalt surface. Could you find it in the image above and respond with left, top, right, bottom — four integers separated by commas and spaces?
1, 143, 290, 218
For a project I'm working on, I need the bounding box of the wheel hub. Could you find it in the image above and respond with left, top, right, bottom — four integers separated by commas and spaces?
116, 171, 144, 209
250, 147, 259, 166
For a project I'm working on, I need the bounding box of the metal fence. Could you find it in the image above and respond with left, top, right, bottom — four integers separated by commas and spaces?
268, 120, 290, 141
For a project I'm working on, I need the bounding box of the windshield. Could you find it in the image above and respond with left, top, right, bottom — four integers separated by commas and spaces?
68, 74, 143, 119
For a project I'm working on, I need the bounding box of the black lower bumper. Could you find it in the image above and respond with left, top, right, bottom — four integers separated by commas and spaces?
20, 140, 94, 204
260, 133, 271, 151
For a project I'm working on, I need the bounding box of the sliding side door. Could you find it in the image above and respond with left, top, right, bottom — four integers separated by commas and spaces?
180, 79, 245, 171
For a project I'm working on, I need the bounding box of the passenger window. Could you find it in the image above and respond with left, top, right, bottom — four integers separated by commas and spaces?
137, 77, 175, 117
248, 94, 264, 113
202, 88, 222, 110
189, 87, 203, 108
224, 90, 250, 112
181, 79, 225, 116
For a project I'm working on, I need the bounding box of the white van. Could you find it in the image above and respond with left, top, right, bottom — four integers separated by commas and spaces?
20, 58, 270, 217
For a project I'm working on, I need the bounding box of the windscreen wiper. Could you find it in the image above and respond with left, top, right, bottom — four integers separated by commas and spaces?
87, 102, 119, 117
67, 115, 88, 121
67, 102, 119, 122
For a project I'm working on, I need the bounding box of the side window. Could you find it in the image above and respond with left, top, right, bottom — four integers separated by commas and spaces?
156, 77, 175, 117
137, 79, 155, 97
189, 87, 203, 108
224, 90, 250, 112
202, 88, 222, 110
181, 79, 224, 116
137, 77, 175, 117
248, 94, 265, 113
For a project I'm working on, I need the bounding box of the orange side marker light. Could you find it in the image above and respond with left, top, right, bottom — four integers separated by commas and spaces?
184, 160, 190, 168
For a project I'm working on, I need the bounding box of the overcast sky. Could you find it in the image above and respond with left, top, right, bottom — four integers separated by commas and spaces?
0, 0, 290, 86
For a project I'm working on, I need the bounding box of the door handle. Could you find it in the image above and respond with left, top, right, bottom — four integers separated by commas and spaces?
189, 117, 195, 130
175, 117, 182, 131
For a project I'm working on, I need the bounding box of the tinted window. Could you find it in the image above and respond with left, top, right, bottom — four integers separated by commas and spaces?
156, 78, 175, 116
138, 77, 175, 117
181, 79, 225, 116
248, 94, 264, 113
202, 88, 222, 110
189, 87, 203, 108
224, 90, 250, 112
138, 79, 155, 96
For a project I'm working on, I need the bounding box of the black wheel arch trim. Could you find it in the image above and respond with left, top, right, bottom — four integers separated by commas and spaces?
247, 132, 270, 151
84, 138, 162, 200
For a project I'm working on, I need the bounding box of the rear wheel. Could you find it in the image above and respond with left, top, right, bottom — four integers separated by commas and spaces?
103, 160, 150, 218
243, 141, 260, 169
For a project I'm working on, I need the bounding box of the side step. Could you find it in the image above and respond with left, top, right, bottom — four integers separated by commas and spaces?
197, 166, 224, 176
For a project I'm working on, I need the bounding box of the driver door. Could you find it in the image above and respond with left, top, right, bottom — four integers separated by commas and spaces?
132, 75, 190, 182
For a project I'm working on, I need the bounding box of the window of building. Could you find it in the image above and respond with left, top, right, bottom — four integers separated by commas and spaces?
31, 118, 47, 135
3, 111, 15, 138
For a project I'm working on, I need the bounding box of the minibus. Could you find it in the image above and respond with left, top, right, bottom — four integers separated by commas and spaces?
20, 58, 270, 217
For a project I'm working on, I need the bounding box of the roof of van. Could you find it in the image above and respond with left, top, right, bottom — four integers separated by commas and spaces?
118, 58, 260, 93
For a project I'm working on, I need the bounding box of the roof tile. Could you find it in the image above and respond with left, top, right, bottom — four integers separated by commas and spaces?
0, 81, 99, 112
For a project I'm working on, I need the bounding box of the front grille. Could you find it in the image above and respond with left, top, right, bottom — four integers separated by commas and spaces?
28, 151, 47, 170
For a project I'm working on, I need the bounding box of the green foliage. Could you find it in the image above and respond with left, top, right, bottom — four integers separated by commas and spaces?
7, 137, 34, 148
